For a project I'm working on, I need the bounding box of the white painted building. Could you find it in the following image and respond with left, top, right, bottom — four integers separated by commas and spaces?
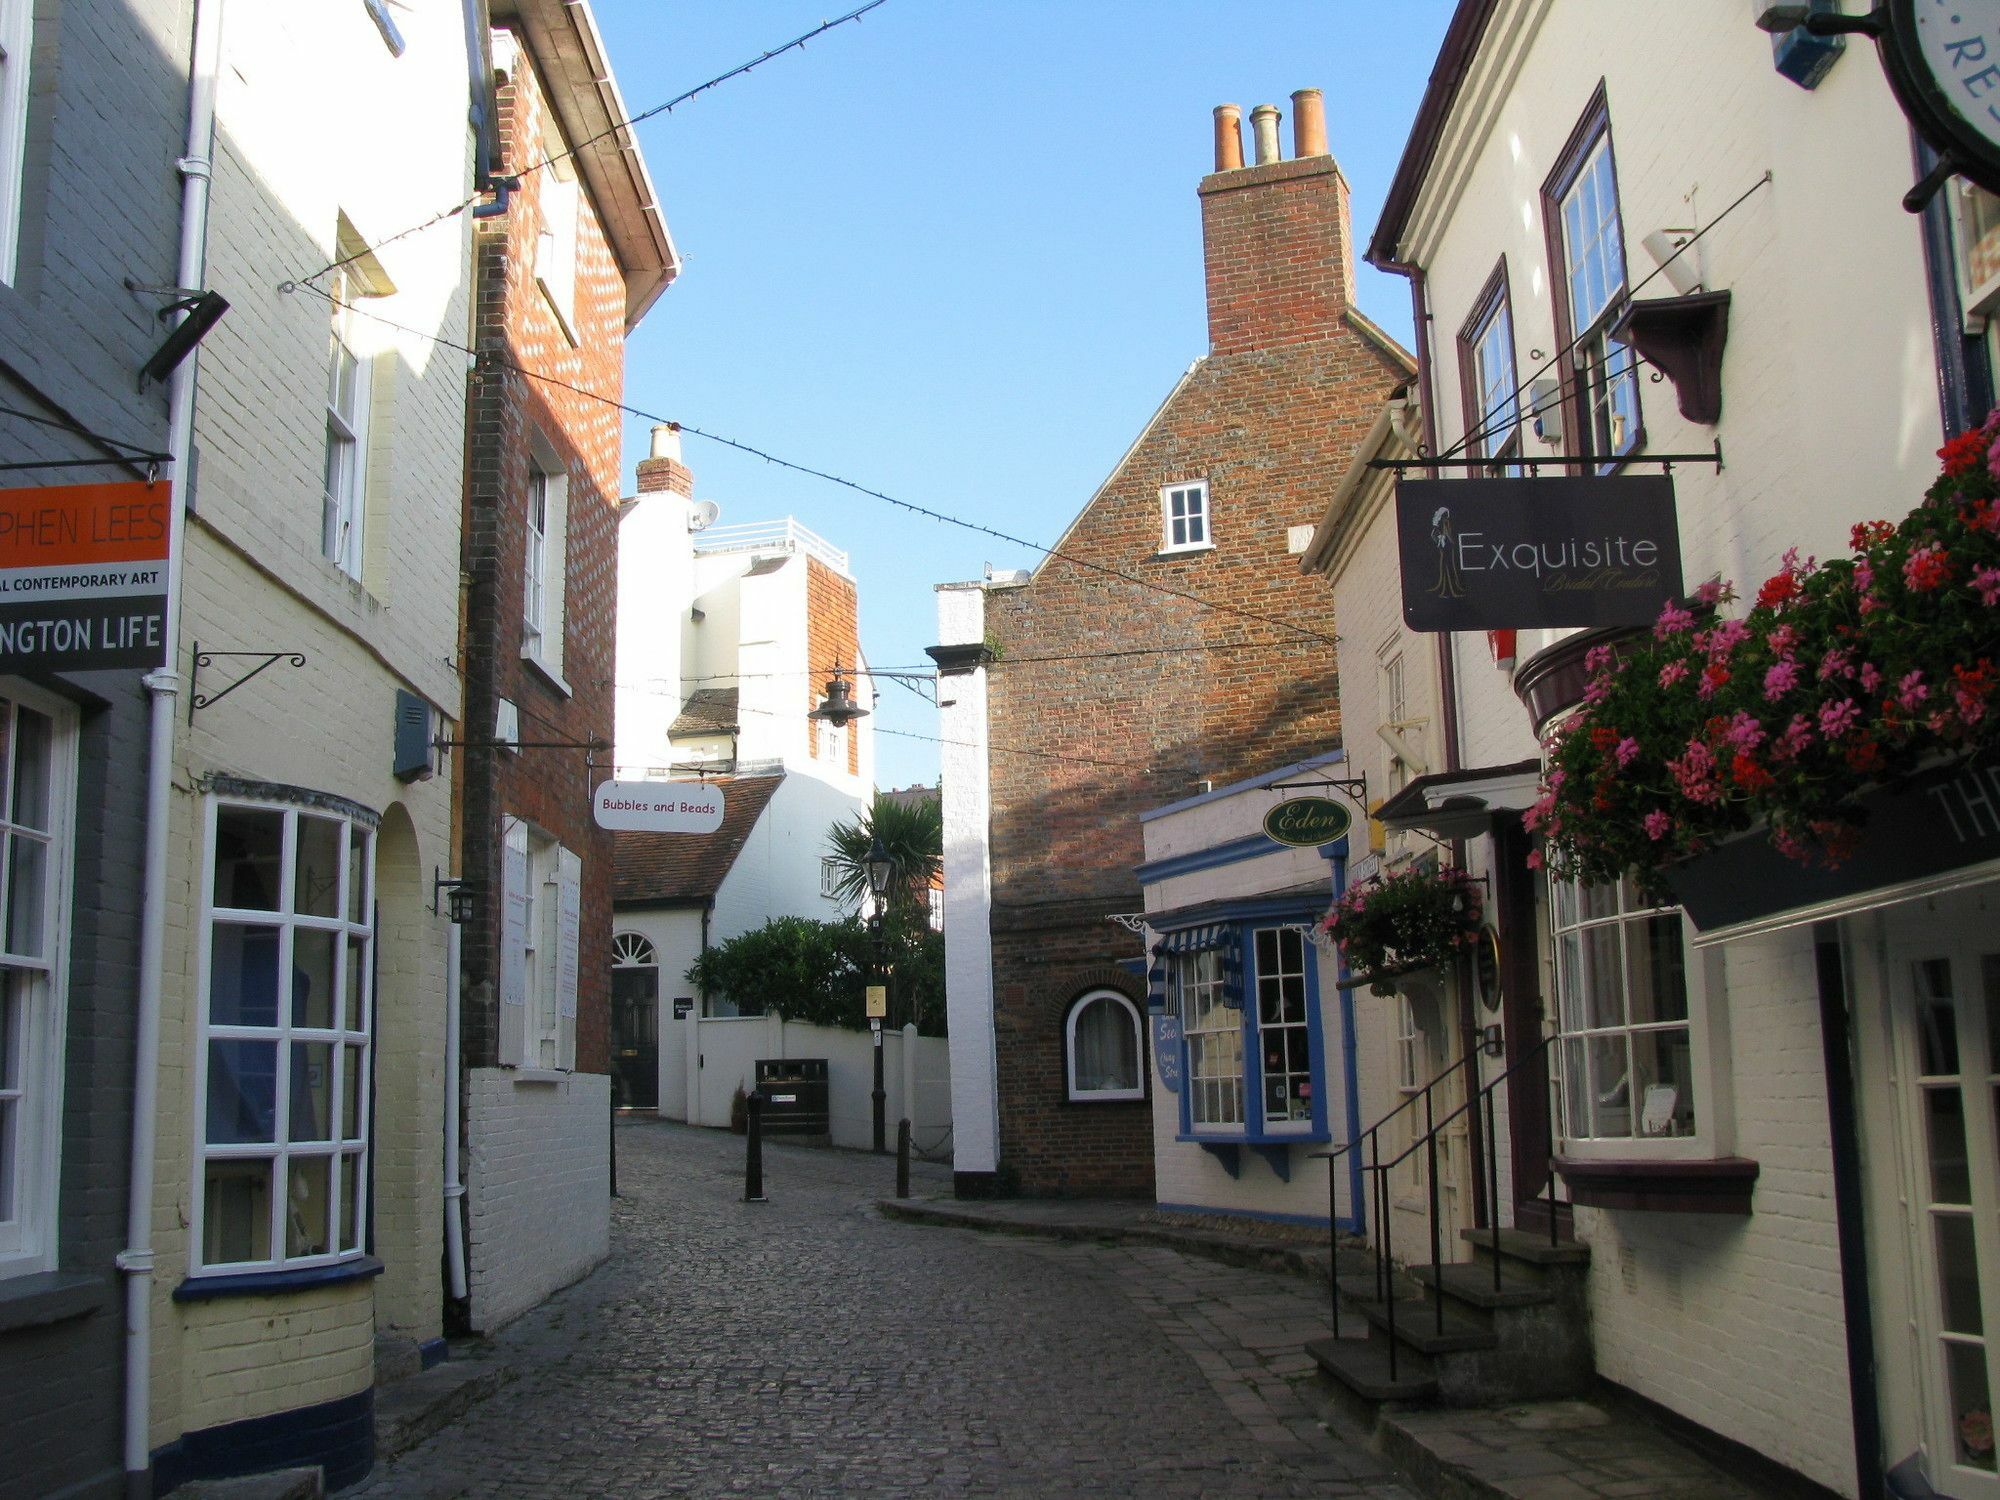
1333, 4, 2000, 1495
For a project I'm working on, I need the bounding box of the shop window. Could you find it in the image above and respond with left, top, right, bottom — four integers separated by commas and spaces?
1165, 922, 1327, 1142
0, 688, 75, 1279
1544, 89, 1640, 472
1159, 480, 1211, 555
1065, 988, 1144, 1102
1552, 875, 1698, 1146
194, 796, 374, 1274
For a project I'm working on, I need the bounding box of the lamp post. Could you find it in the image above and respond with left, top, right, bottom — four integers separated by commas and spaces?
865, 831, 894, 1155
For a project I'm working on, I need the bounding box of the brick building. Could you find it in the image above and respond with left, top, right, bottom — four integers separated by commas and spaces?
933, 93, 1411, 1198
454, 0, 674, 1335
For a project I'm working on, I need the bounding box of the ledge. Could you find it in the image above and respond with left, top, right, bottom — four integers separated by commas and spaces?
510, 1068, 568, 1086
1554, 1155, 1759, 1214
173, 1254, 384, 1303
519, 652, 573, 700
0, 1269, 110, 1332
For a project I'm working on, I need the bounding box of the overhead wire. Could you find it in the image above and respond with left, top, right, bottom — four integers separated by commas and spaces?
0, 403, 175, 464
290, 2, 890, 289
287, 280, 1344, 650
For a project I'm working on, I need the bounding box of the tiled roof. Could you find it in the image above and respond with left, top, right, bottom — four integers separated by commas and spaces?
669, 686, 738, 738
612, 774, 783, 905
881, 784, 939, 812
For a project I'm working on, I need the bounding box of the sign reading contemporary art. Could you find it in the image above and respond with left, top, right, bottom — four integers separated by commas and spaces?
0, 481, 171, 671
592, 780, 726, 834
1394, 476, 1683, 632
1263, 795, 1352, 848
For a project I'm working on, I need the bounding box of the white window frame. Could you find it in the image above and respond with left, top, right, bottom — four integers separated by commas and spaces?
523, 468, 548, 660
0, 684, 78, 1279
520, 454, 568, 682
0, 0, 32, 286
1553, 127, 1640, 471
1550, 874, 1720, 1162
191, 795, 375, 1276
1175, 948, 1241, 1130
1252, 926, 1315, 1134
1466, 287, 1524, 474
1158, 480, 1212, 555
322, 266, 372, 580
536, 147, 580, 344
1064, 989, 1145, 1103
820, 857, 840, 900
500, 817, 578, 1072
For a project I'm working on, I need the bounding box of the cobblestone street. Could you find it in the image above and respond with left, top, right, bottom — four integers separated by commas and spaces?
351, 1120, 1416, 1499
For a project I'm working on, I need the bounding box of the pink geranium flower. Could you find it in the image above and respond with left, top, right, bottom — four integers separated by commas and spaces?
1659, 661, 1690, 688
1898, 671, 1929, 711
1974, 566, 2000, 606
1615, 736, 1642, 768
1818, 698, 1861, 740
1643, 810, 1672, 841
1764, 659, 1801, 701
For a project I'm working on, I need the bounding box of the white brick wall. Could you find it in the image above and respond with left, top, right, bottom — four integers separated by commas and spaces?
465, 1068, 611, 1334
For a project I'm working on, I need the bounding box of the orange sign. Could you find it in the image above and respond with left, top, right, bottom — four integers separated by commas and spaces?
0, 481, 171, 671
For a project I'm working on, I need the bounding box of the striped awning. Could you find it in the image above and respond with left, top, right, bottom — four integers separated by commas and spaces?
1146, 923, 1244, 1013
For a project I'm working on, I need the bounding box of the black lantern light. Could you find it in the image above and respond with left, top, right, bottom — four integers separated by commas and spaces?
864, 832, 894, 904
809, 664, 870, 728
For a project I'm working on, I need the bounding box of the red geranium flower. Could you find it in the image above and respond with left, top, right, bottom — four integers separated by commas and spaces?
1940, 428, 1987, 476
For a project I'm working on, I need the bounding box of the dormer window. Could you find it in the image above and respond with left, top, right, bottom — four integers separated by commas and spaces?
1159, 480, 1211, 555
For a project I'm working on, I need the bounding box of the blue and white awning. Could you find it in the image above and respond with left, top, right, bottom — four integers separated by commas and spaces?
1146, 923, 1244, 1012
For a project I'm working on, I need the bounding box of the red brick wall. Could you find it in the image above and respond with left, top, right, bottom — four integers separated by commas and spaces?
459, 35, 630, 1077
804, 555, 861, 777
980, 148, 1407, 1196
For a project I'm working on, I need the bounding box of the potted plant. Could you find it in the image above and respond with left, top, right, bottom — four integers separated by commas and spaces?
1534, 410, 2000, 895
1321, 863, 1483, 995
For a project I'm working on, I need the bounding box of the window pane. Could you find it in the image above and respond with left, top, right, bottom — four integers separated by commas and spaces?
285, 1154, 332, 1258
203, 1159, 272, 1263
1578, 880, 1619, 924
295, 816, 341, 918
342, 939, 365, 1033
214, 808, 283, 910
1625, 914, 1688, 1026
5, 833, 44, 958
1567, 924, 1623, 1030
9, 708, 50, 833
1919, 959, 1960, 1075
1632, 1026, 1695, 1138
1928, 1085, 1972, 1205
1946, 1340, 1997, 1471
209, 925, 281, 1028
1985, 955, 2000, 1074
339, 1152, 363, 1252
206, 1040, 277, 1144
1585, 1033, 1631, 1138
1938, 1212, 1986, 1336
1073, 997, 1137, 1093
290, 1042, 333, 1141
0, 972, 18, 1091
347, 831, 370, 925
342, 1044, 365, 1141
293, 929, 336, 1030
1255, 928, 1277, 974
0, 1097, 13, 1223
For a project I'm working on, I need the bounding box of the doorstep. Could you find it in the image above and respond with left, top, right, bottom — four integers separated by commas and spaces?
374, 1355, 514, 1462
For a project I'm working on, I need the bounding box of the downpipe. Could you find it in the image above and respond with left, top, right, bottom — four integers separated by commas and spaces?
444, 921, 467, 1301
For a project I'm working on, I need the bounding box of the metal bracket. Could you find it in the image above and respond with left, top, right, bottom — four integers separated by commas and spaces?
1269, 774, 1369, 806
1107, 913, 1149, 933
1284, 920, 1338, 956
432, 737, 610, 754
1367, 440, 1724, 473
188, 643, 307, 723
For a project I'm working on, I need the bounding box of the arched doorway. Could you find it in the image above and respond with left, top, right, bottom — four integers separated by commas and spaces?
610, 932, 659, 1111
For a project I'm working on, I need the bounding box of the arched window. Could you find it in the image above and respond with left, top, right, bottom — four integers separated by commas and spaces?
1065, 989, 1145, 1102
612, 932, 656, 968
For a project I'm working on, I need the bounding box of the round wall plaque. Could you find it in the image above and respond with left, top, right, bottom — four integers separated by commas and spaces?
1475, 925, 1503, 1014
1263, 795, 1352, 848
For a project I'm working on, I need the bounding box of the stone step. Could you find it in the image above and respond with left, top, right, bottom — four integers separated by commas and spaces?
1459, 1225, 1591, 1267
1336, 1277, 1499, 1355
1306, 1331, 1436, 1403
375, 1358, 513, 1462
1410, 1260, 1555, 1310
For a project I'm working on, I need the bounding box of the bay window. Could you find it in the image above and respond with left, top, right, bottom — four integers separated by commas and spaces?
1161, 920, 1327, 1142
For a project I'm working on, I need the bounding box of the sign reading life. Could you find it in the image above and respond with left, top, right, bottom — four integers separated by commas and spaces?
0, 481, 171, 672
1394, 475, 1683, 632
592, 780, 725, 834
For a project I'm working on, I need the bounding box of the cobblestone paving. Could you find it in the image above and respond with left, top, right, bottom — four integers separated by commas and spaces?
351, 1120, 1417, 1498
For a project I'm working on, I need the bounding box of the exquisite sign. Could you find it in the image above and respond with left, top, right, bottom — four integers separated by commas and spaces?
1263, 796, 1352, 848
1394, 476, 1683, 632
0, 481, 171, 671
592, 780, 725, 834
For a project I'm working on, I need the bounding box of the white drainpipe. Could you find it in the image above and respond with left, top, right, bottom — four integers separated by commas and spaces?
121, 0, 221, 1490
444, 921, 467, 1299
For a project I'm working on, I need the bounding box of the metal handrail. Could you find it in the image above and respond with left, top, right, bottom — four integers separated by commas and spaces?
1319, 1050, 1474, 1168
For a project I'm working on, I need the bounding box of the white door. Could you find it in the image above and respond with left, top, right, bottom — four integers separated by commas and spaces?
1891, 917, 2000, 1494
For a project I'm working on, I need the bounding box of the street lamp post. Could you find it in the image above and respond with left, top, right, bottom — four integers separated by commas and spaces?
865, 832, 894, 1155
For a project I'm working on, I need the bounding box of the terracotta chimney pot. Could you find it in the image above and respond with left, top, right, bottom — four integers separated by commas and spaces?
1291, 89, 1328, 158
1250, 103, 1282, 166
1213, 104, 1244, 172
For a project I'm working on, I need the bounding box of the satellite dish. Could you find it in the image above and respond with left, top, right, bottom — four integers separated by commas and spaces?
687, 499, 721, 532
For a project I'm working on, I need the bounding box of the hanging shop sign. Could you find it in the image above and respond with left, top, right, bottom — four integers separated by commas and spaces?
0, 481, 171, 672
1152, 1014, 1183, 1094
1662, 756, 2000, 939
1263, 796, 1352, 848
1394, 476, 1683, 632
1879, 0, 2000, 201
592, 780, 725, 834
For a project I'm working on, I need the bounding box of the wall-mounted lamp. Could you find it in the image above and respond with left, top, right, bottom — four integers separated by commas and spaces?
432, 868, 480, 924
1641, 228, 1702, 295
1480, 1023, 1506, 1058
808, 665, 869, 728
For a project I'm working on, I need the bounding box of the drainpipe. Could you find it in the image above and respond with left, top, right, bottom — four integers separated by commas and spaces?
123, 0, 222, 1491
443, 922, 468, 1300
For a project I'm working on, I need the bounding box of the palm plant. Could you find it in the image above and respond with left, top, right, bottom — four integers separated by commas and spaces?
825, 792, 942, 917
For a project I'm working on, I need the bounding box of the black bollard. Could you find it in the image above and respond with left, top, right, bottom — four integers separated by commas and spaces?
745, 1092, 767, 1203
896, 1117, 911, 1199
608, 1085, 618, 1199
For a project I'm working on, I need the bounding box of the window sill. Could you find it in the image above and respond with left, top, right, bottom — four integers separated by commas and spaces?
174, 1254, 384, 1303
1067, 1089, 1146, 1105
0, 1269, 110, 1332
510, 1068, 568, 1086
1553, 1155, 1759, 1214
520, 651, 571, 699
1154, 542, 1215, 560
1177, 1128, 1329, 1147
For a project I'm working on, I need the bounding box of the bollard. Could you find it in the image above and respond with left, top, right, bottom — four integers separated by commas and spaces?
608, 1085, 618, 1199
896, 1118, 911, 1199
744, 1092, 767, 1203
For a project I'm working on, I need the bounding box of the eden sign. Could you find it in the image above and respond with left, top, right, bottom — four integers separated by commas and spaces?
1394, 476, 1684, 632
1263, 796, 1351, 848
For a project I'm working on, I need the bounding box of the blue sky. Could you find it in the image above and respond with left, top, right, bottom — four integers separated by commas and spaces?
590, 2, 1457, 791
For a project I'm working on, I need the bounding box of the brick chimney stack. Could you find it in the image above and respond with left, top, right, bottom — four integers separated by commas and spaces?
635, 422, 694, 497
1198, 88, 1355, 358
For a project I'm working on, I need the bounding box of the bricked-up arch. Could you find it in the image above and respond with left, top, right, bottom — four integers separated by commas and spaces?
974, 119, 1413, 1197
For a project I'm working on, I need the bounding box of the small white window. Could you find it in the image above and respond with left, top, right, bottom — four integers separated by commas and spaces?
500, 819, 578, 1071
321, 265, 371, 580
0, 686, 76, 1279
520, 456, 568, 679
523, 469, 548, 658
1159, 481, 1211, 554
193, 796, 374, 1274
536, 148, 580, 343
1065, 989, 1144, 1102
820, 856, 840, 900
0, 0, 32, 285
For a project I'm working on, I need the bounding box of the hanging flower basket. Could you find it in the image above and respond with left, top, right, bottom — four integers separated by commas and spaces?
1534, 410, 2000, 898
1321, 864, 1483, 995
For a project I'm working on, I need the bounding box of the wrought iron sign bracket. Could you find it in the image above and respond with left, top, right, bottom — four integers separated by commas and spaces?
433, 736, 610, 759
1368, 439, 1724, 474
188, 643, 307, 723
1269, 774, 1369, 806
1106, 913, 1149, 933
